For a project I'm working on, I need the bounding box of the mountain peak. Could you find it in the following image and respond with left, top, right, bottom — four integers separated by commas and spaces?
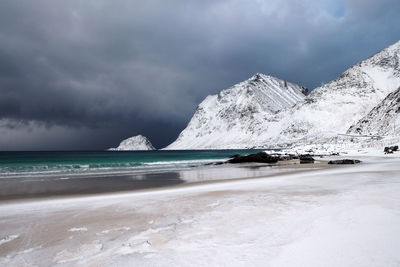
252, 73, 263, 80
384, 39, 400, 52
248, 73, 281, 82
247, 73, 308, 95
250, 73, 270, 82
358, 39, 400, 76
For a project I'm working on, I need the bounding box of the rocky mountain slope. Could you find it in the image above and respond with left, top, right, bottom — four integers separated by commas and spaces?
165, 74, 308, 149
166, 40, 400, 149
347, 86, 400, 136
109, 135, 155, 151
263, 40, 400, 146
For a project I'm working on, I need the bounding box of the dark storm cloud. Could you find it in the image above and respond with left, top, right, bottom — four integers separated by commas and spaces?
0, 0, 400, 150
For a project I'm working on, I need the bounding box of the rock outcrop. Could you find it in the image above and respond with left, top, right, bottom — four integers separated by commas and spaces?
109, 135, 155, 151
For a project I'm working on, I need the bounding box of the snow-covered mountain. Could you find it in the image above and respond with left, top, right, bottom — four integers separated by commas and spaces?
165, 74, 308, 149
166, 40, 400, 149
109, 135, 155, 151
347, 86, 400, 136
261, 40, 400, 146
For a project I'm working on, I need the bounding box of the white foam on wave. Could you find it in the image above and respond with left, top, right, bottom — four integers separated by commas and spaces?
0, 157, 230, 180
68, 227, 88, 232
143, 158, 226, 166
0, 235, 19, 246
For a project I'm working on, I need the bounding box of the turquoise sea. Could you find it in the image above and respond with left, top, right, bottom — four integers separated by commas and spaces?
0, 150, 267, 178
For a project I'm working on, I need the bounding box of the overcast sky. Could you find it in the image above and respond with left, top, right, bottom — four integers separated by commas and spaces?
0, 0, 399, 150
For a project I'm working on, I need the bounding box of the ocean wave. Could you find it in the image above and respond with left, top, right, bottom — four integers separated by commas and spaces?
143, 158, 226, 166
0, 158, 228, 178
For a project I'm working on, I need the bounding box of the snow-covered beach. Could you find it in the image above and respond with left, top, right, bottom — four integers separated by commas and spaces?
1, 150, 399, 266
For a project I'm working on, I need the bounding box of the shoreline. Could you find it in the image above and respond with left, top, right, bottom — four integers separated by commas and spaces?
0, 159, 335, 204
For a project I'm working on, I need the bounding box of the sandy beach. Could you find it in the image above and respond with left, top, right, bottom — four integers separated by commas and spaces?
1, 152, 400, 266
0, 160, 322, 201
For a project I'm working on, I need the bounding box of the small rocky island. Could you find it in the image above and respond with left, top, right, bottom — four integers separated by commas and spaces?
108, 135, 156, 151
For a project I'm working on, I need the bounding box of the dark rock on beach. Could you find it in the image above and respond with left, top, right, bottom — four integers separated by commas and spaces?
328, 159, 361, 165
299, 155, 315, 164
270, 153, 298, 160
205, 162, 226, 166
384, 145, 399, 154
228, 152, 279, 164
